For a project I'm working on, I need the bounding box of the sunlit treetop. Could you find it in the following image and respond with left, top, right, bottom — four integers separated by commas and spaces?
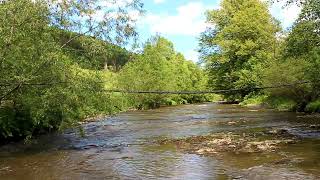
0, 0, 144, 45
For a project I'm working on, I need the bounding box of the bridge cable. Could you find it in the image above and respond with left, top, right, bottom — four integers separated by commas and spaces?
0, 81, 311, 94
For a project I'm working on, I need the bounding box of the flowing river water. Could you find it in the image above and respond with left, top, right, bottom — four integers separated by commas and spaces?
0, 103, 320, 179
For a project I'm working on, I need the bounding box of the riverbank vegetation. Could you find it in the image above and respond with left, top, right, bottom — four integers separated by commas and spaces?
0, 0, 210, 141
118, 37, 210, 109
0, 0, 319, 142
200, 0, 320, 112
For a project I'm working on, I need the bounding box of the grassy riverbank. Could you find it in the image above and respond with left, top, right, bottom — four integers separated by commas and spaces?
0, 1, 211, 143
240, 94, 320, 113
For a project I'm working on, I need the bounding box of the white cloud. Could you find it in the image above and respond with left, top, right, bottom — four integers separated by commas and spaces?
137, 0, 301, 63
140, 2, 216, 36
269, 1, 301, 29
100, 0, 134, 8
185, 50, 200, 63
154, 0, 165, 4
90, 0, 141, 23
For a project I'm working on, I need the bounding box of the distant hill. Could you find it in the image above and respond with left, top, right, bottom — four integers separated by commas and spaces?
54, 29, 135, 71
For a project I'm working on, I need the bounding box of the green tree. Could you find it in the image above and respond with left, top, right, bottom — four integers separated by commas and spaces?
284, 0, 320, 57
118, 37, 208, 108
200, 0, 280, 101
59, 31, 133, 71
47, 0, 143, 46
117, 37, 177, 108
260, 0, 320, 111
0, 0, 143, 141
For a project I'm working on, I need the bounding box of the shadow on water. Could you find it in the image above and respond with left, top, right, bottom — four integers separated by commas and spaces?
0, 103, 320, 179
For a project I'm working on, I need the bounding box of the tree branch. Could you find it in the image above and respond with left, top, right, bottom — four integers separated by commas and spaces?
0, 84, 21, 103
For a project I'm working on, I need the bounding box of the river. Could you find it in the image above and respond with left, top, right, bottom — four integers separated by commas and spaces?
0, 103, 320, 179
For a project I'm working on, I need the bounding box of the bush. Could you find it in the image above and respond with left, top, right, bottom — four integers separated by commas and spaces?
305, 100, 320, 113
265, 96, 297, 111
240, 94, 268, 106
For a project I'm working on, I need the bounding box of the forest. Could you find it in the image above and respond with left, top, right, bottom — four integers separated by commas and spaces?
200, 0, 320, 112
0, 0, 319, 142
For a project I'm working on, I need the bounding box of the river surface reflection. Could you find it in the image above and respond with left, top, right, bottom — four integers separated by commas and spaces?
0, 103, 319, 179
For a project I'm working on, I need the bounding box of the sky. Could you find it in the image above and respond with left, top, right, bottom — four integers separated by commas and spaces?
133, 0, 301, 63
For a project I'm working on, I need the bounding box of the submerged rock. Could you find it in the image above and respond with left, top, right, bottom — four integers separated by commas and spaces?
158, 132, 297, 155
309, 125, 320, 129
227, 121, 237, 125
266, 128, 287, 135
242, 166, 317, 180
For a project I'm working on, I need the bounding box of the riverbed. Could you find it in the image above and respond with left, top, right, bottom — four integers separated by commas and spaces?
0, 103, 319, 179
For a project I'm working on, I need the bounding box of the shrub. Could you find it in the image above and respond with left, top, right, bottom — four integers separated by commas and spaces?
305, 100, 320, 113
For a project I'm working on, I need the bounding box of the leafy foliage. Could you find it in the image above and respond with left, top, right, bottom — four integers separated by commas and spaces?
259, 0, 320, 111
1, 0, 319, 142
201, 0, 320, 111
0, 0, 143, 141
0, 1, 209, 142
200, 0, 280, 101
58, 30, 133, 70
305, 100, 320, 113
118, 37, 208, 109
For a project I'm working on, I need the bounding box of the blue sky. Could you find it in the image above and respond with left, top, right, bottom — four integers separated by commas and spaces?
133, 0, 301, 62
